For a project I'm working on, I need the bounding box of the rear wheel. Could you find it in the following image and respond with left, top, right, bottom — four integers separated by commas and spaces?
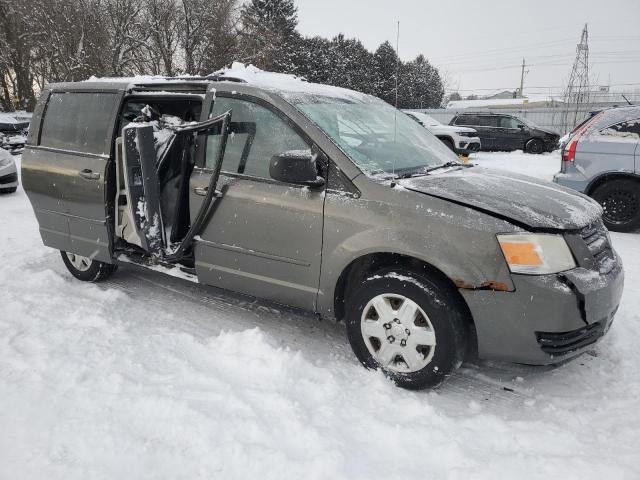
345, 269, 467, 390
525, 138, 544, 154
60, 251, 118, 282
591, 179, 640, 232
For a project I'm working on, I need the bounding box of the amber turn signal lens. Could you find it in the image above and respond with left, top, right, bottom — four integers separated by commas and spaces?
499, 242, 543, 266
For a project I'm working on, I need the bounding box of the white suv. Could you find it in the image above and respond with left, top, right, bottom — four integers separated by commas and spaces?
405, 111, 481, 155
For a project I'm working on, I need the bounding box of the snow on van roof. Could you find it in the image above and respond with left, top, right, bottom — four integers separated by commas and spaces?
213, 62, 371, 103
82, 62, 372, 103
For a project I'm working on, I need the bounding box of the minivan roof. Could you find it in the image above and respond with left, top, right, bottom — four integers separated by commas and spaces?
48, 62, 372, 105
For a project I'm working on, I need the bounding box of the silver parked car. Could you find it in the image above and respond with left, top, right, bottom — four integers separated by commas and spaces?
554, 106, 640, 232
0, 147, 18, 193
22, 74, 623, 389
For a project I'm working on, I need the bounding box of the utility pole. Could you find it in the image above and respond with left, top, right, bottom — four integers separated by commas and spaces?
561, 24, 590, 133
519, 58, 526, 97
395, 21, 400, 108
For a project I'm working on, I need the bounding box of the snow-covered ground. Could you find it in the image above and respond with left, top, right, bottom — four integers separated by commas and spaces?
1, 152, 639, 479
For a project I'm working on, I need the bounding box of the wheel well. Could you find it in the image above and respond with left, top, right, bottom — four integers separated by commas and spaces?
585, 172, 640, 196
333, 252, 473, 323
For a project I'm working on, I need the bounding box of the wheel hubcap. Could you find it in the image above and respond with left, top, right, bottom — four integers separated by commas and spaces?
601, 190, 638, 224
66, 252, 92, 271
361, 293, 436, 373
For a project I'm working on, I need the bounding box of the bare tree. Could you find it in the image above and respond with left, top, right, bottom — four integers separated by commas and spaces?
180, 0, 238, 75
143, 0, 182, 75
0, 0, 38, 110
102, 0, 150, 76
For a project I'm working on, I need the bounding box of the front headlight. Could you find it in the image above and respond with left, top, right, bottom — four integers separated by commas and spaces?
497, 233, 576, 275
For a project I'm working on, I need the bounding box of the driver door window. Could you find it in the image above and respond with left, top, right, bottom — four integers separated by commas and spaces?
499, 117, 519, 129
207, 97, 310, 179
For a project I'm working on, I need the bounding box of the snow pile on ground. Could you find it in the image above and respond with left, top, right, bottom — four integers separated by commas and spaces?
1, 153, 639, 479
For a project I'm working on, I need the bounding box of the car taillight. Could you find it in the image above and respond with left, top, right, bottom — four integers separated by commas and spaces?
562, 138, 578, 162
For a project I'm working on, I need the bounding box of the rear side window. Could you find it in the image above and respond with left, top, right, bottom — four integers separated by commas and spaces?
40, 92, 117, 155
477, 116, 499, 127
600, 119, 640, 138
454, 115, 477, 125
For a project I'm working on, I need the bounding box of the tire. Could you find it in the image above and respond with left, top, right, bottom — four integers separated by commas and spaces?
441, 138, 455, 152
591, 179, 640, 232
345, 268, 468, 390
60, 251, 118, 282
525, 138, 544, 154
0, 187, 17, 194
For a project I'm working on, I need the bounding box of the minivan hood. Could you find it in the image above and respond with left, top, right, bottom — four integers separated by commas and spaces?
399, 167, 602, 230
535, 127, 559, 137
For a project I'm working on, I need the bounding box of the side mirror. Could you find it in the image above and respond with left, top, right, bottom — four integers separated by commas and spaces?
269, 149, 325, 187
517, 124, 525, 130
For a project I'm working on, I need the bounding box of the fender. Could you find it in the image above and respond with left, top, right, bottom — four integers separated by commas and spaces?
585, 170, 640, 196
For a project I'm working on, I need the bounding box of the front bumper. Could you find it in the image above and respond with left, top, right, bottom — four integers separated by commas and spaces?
455, 138, 481, 155
0, 161, 18, 188
544, 138, 560, 152
461, 252, 623, 365
553, 172, 588, 193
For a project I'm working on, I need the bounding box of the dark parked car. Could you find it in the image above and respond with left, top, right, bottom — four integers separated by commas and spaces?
0, 113, 30, 154
450, 112, 559, 154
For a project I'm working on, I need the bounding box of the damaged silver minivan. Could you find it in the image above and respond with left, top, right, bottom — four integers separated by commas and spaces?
22, 70, 624, 389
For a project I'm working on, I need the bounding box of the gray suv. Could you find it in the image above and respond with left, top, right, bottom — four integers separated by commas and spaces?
22, 74, 623, 389
554, 106, 640, 232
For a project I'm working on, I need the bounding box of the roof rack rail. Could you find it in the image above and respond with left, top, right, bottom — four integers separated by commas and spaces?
170, 75, 246, 83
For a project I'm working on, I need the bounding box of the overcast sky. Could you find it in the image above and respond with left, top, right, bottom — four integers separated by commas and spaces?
294, 0, 640, 97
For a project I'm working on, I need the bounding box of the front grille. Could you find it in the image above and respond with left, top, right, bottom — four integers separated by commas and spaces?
536, 321, 605, 356
579, 220, 615, 274
0, 172, 17, 184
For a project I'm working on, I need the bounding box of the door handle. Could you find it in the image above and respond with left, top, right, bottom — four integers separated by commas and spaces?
78, 169, 101, 180
194, 186, 223, 198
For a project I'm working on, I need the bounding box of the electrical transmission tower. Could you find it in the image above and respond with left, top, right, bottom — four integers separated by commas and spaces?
561, 24, 590, 133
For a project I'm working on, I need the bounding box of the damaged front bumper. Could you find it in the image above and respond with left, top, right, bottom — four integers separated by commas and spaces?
460, 252, 624, 365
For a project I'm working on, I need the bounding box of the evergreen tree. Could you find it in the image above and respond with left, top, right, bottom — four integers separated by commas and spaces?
238, 0, 298, 72
324, 34, 375, 94
373, 41, 399, 105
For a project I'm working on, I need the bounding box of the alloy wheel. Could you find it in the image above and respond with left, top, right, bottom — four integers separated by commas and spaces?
602, 189, 638, 225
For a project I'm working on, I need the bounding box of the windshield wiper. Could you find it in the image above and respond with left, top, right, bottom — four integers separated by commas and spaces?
423, 161, 468, 174
394, 161, 471, 179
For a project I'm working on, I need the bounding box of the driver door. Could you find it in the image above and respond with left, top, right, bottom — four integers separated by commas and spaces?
190, 92, 326, 311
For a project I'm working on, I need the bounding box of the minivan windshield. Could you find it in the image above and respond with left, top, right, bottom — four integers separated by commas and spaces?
290, 95, 458, 178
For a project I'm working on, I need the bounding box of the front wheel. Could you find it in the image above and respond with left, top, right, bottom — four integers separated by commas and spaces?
345, 269, 467, 390
60, 251, 118, 282
525, 138, 544, 154
591, 179, 640, 232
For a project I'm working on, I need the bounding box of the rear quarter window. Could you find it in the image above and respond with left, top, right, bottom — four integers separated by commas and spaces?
454, 115, 476, 125
39, 92, 117, 155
